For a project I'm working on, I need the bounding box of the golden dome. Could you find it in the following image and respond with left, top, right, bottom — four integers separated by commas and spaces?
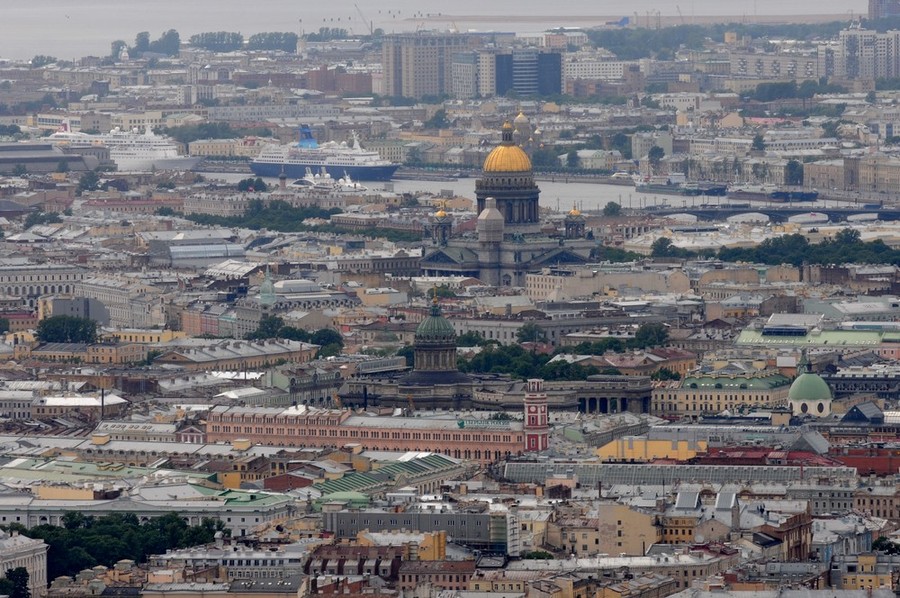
514, 111, 528, 123
568, 206, 581, 217
483, 144, 532, 172
483, 121, 532, 172
435, 208, 447, 218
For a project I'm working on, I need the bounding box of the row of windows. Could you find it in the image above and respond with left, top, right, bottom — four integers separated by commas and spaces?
208, 424, 512, 443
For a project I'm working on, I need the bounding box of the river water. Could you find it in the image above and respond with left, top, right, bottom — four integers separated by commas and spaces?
1, 0, 866, 60
202, 172, 857, 214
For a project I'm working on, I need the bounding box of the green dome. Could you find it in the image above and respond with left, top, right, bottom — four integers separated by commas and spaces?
415, 301, 456, 343
788, 373, 832, 402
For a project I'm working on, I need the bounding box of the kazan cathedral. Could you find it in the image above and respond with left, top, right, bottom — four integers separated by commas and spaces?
419, 119, 596, 286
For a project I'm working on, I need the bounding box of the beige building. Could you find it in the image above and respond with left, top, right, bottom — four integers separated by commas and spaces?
597, 438, 708, 462
547, 518, 601, 557
0, 531, 48, 598
526, 268, 690, 302
382, 32, 478, 99
595, 503, 663, 556
652, 370, 792, 417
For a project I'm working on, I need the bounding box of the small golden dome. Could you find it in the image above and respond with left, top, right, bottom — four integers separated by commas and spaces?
435, 208, 447, 218
501, 121, 513, 131
514, 111, 528, 124
568, 207, 581, 217
483, 145, 532, 172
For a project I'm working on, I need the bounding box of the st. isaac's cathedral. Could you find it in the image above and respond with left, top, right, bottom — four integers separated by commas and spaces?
419, 119, 595, 286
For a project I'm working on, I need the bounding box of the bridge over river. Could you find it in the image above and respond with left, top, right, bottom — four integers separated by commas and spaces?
645, 205, 900, 223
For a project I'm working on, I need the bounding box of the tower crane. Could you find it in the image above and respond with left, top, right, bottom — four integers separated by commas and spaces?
354, 3, 374, 36
676, 5, 686, 25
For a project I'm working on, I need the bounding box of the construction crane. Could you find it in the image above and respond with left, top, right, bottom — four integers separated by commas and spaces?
354, 3, 374, 36
676, 5, 686, 25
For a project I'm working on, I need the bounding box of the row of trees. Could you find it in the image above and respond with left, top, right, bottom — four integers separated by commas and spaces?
10, 512, 225, 582
187, 28, 349, 52
650, 228, 900, 266
35, 315, 98, 344
420, 323, 671, 381
246, 316, 344, 357
184, 199, 338, 231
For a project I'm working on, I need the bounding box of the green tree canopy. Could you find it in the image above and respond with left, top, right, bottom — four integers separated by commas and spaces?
517, 323, 547, 344
188, 31, 244, 52
36, 316, 98, 344
5, 567, 28, 598
602, 201, 622, 217
20, 512, 225, 581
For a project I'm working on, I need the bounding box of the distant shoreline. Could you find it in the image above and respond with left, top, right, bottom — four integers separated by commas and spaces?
409, 13, 854, 26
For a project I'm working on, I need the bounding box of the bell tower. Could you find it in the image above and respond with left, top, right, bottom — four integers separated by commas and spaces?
523, 378, 549, 453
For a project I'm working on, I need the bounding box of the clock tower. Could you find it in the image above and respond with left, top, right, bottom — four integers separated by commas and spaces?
523, 378, 549, 453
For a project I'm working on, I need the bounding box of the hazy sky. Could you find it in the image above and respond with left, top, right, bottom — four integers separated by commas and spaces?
1, 0, 868, 60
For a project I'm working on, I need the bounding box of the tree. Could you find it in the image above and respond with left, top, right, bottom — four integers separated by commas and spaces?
648, 145, 665, 171
751, 134, 765, 151
30, 55, 57, 68
237, 177, 267, 192
77, 171, 100, 195
131, 31, 150, 57
517, 323, 547, 345
0, 319, 9, 335
566, 150, 580, 169
5, 567, 29, 598
246, 315, 285, 340
149, 29, 181, 56
424, 109, 450, 129
396, 345, 415, 367
650, 237, 674, 257
602, 201, 622, 217
785, 160, 804, 186
651, 367, 681, 381
426, 286, 455, 300
633, 323, 669, 348
873, 536, 900, 555
56, 160, 69, 173
110, 40, 127, 59
35, 316, 98, 344
456, 331, 485, 347
12, 165, 26, 177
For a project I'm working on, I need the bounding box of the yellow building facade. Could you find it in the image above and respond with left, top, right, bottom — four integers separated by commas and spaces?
596, 438, 708, 462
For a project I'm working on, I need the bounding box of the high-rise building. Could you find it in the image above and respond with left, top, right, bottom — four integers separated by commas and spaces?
382, 32, 476, 99
450, 52, 478, 98
870, 0, 900, 20
834, 27, 900, 80
495, 49, 562, 97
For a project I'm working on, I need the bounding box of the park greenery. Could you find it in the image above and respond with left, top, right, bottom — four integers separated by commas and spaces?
246, 316, 344, 357
35, 315, 98, 344
237, 177, 269, 192
7, 512, 225, 582
651, 228, 900, 266
185, 199, 339, 230
23, 211, 61, 229
247, 32, 299, 52
182, 199, 420, 243
449, 322, 670, 381
587, 22, 848, 61
718, 229, 900, 266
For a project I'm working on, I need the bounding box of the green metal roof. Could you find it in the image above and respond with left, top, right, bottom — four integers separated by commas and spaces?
736, 329, 884, 347
681, 373, 791, 390
789, 373, 833, 401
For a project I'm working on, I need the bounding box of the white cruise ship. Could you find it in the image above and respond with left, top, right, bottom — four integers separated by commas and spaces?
50, 126, 201, 172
